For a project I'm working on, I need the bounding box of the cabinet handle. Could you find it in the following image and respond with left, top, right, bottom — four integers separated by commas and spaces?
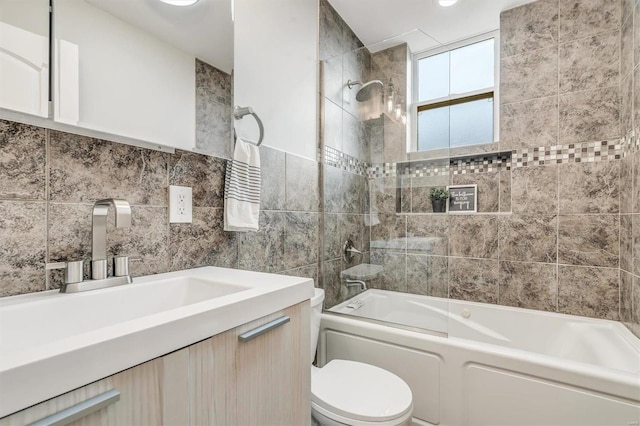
29, 389, 120, 426
238, 316, 290, 342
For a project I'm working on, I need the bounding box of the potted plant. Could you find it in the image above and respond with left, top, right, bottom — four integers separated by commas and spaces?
429, 187, 449, 213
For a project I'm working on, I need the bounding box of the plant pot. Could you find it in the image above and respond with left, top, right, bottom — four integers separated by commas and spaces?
431, 199, 447, 213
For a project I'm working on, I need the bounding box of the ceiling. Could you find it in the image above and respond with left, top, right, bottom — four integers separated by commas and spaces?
86, 0, 233, 73
328, 0, 539, 53
86, 0, 539, 73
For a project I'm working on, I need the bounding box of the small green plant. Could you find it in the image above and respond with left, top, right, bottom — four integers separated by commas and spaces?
429, 187, 449, 201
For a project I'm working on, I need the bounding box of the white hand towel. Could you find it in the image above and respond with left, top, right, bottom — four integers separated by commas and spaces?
224, 138, 261, 232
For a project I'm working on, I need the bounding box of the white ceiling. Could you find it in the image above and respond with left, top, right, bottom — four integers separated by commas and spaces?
328, 0, 539, 53
86, 0, 233, 73
86, 0, 539, 73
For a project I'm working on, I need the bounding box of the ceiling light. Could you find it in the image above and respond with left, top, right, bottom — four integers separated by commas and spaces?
159, 0, 200, 6
438, 0, 458, 6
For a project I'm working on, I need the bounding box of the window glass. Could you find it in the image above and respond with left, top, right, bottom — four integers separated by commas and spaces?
417, 106, 450, 151
418, 51, 449, 102
450, 39, 494, 94
450, 97, 493, 147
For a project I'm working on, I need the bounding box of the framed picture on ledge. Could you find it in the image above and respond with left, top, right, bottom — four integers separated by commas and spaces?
446, 184, 477, 213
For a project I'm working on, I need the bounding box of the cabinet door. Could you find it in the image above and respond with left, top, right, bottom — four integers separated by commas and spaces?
189, 301, 311, 426
0, 348, 189, 426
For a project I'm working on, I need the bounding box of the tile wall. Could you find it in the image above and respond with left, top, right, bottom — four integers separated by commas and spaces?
0, 60, 320, 297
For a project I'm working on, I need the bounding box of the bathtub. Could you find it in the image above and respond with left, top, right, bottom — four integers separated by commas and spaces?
319, 289, 640, 426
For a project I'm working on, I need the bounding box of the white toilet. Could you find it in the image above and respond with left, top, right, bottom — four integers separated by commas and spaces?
310, 288, 414, 426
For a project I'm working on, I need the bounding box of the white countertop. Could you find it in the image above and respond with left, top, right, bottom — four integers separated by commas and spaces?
0, 267, 314, 418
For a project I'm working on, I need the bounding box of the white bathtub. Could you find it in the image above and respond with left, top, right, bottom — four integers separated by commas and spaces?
320, 290, 640, 426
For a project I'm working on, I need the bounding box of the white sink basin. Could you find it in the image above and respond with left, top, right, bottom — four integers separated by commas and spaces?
0, 267, 313, 417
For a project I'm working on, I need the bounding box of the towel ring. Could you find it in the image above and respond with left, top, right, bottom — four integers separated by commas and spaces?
233, 106, 264, 146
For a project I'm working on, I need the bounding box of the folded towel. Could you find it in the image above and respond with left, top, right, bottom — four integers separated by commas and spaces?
224, 138, 261, 232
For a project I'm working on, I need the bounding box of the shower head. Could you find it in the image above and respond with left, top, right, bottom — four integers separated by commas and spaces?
347, 79, 384, 102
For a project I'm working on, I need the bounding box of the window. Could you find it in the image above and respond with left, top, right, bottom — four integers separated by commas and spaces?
412, 34, 498, 152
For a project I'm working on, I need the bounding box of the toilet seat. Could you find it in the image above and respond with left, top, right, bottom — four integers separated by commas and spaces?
311, 359, 413, 425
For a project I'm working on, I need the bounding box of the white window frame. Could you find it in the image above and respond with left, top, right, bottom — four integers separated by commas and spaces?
409, 30, 500, 153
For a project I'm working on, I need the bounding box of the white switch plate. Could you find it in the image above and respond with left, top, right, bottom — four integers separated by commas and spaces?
169, 185, 192, 223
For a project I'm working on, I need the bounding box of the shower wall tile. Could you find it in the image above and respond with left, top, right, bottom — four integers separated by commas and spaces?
558, 214, 620, 267
49, 131, 168, 205
340, 214, 366, 258
406, 255, 448, 298
169, 150, 226, 208
0, 201, 46, 296
498, 215, 558, 263
635, 1, 640, 68
500, 97, 559, 150
558, 86, 620, 144
449, 258, 499, 304
620, 270, 633, 322
559, 0, 620, 42
260, 146, 286, 211
449, 215, 498, 259
621, 74, 634, 135
558, 31, 620, 94
237, 211, 285, 273
285, 154, 319, 212
369, 250, 407, 293
558, 160, 620, 214
324, 165, 344, 213
452, 172, 499, 213
511, 165, 558, 214
342, 111, 367, 161
635, 150, 640, 213
370, 177, 398, 215
344, 171, 367, 214
620, 214, 633, 272
558, 265, 619, 320
323, 99, 343, 151
319, 0, 344, 61
499, 261, 558, 312
500, 0, 558, 58
406, 215, 449, 256
621, 12, 634, 80
634, 66, 640, 131
620, 156, 633, 214
195, 59, 232, 159
324, 214, 341, 260
285, 212, 319, 270
499, 171, 512, 212
322, 55, 344, 108
0, 120, 46, 200
170, 207, 237, 271
634, 214, 640, 275
322, 258, 345, 309
501, 47, 558, 105
370, 214, 407, 248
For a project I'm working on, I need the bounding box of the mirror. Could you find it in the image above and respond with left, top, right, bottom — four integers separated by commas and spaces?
0, 0, 50, 118
1, 0, 234, 156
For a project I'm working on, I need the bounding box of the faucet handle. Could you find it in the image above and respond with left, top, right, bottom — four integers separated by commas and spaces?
46, 260, 84, 284
113, 256, 142, 277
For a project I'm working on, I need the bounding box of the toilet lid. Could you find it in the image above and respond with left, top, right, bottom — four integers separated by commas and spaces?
311, 359, 413, 423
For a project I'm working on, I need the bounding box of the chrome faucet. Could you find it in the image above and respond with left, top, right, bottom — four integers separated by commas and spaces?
45, 198, 135, 293
91, 199, 131, 280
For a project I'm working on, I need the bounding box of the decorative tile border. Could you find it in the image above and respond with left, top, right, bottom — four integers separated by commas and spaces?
512, 139, 622, 168
326, 135, 630, 180
324, 146, 369, 176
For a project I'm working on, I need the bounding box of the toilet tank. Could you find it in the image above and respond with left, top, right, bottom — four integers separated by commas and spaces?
310, 288, 325, 362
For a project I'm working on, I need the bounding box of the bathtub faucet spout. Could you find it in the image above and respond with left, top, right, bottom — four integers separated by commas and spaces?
346, 279, 367, 291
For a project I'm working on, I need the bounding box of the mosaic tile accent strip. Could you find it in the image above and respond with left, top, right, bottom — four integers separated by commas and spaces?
512, 139, 622, 168
450, 153, 511, 175
324, 145, 369, 176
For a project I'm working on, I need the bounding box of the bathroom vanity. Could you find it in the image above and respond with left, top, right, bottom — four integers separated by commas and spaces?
0, 267, 313, 425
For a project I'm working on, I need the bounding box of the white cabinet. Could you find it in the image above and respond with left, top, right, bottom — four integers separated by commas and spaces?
53, 0, 195, 151
0, 0, 50, 118
0, 301, 310, 426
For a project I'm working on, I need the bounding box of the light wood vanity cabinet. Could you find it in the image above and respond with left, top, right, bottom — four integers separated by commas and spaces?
0, 301, 310, 426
